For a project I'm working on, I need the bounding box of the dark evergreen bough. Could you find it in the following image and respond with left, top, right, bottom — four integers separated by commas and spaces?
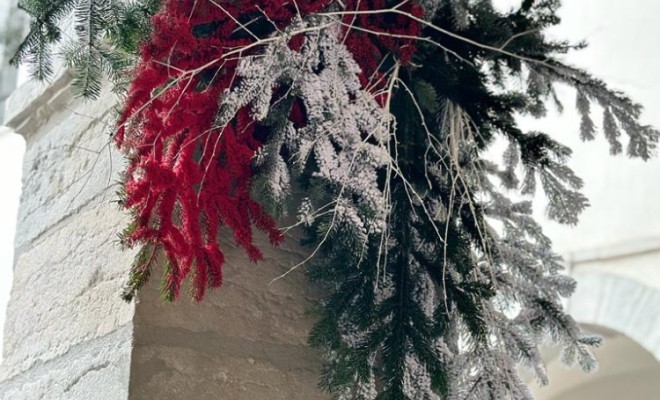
292, 2, 657, 399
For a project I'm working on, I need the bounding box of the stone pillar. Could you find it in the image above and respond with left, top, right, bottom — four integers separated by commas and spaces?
0, 72, 135, 399
0, 71, 327, 399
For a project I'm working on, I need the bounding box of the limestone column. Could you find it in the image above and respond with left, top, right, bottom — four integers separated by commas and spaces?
0, 64, 326, 400
0, 72, 135, 399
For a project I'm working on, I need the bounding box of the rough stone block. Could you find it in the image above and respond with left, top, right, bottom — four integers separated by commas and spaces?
14, 87, 121, 252
0, 325, 132, 400
1, 199, 135, 381
134, 232, 322, 347
130, 230, 328, 399
130, 344, 324, 400
3, 69, 72, 131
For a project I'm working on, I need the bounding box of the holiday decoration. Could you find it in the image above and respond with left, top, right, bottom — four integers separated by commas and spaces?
14, 0, 659, 398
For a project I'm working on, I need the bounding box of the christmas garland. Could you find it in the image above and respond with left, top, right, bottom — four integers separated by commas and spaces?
114, 0, 421, 302
13, 0, 659, 398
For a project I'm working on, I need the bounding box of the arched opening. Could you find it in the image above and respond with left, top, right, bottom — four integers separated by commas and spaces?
530, 324, 660, 400
518, 246, 660, 399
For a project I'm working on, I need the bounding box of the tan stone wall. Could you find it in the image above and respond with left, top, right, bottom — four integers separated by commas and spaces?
130, 231, 327, 400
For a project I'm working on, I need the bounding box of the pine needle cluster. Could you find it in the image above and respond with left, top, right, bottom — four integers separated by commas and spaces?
11, 0, 160, 97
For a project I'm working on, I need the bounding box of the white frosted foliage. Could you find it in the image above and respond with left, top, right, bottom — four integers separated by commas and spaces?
404, 354, 442, 400
224, 20, 390, 240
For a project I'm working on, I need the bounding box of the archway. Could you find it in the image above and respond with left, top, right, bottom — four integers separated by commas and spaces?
568, 272, 660, 360
528, 272, 660, 400
531, 325, 660, 400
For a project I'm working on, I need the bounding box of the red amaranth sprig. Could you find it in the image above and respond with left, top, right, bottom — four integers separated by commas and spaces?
117, 0, 298, 301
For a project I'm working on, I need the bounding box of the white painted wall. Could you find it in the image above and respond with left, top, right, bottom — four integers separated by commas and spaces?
0, 129, 23, 361
504, 0, 660, 254
0, 0, 26, 364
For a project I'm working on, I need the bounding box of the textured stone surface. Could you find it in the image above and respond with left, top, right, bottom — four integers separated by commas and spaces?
0, 325, 132, 400
1, 71, 328, 399
129, 231, 329, 399
130, 343, 322, 400
135, 234, 319, 344
14, 86, 119, 253
0, 79, 133, 399
0, 199, 135, 381
4, 69, 73, 134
